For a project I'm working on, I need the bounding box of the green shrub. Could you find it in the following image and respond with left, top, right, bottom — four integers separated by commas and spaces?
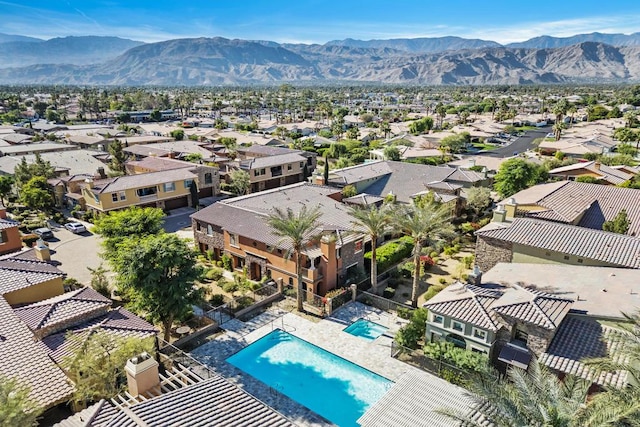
399, 261, 414, 278
383, 287, 396, 298
221, 254, 233, 271
423, 284, 445, 301
209, 294, 225, 306
423, 341, 488, 374
397, 307, 414, 320
220, 279, 238, 294
438, 277, 447, 285
394, 308, 428, 349
205, 268, 224, 282
462, 255, 475, 269
364, 236, 414, 273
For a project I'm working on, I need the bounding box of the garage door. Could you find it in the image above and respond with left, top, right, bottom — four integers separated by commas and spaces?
164, 196, 189, 210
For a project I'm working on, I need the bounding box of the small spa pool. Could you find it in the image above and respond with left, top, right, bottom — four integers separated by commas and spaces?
343, 318, 388, 341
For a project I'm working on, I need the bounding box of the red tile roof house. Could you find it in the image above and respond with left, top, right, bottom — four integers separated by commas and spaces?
0, 249, 156, 418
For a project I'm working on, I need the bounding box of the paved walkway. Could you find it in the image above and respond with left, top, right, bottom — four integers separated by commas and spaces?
190, 301, 415, 427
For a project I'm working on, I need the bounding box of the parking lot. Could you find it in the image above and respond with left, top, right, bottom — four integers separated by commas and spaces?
47, 221, 104, 285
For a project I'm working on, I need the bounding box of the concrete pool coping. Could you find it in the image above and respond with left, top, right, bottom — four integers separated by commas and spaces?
189, 301, 423, 426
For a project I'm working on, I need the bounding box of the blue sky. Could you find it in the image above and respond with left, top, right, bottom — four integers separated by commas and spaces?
1, 0, 640, 44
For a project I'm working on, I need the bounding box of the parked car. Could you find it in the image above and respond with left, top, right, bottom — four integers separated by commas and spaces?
64, 222, 86, 234
33, 227, 54, 240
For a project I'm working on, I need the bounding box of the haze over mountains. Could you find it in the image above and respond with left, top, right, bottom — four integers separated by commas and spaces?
1, 32, 640, 85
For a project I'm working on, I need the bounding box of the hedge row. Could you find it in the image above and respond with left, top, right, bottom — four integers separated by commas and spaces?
364, 235, 414, 273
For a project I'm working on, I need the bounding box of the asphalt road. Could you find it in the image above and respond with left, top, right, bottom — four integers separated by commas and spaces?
478, 126, 551, 158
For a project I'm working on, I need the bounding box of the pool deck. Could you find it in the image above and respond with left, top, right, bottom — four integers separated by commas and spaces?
189, 301, 420, 426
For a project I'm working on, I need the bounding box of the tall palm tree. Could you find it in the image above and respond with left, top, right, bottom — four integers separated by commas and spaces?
393, 201, 453, 307
576, 310, 640, 426
441, 361, 590, 427
267, 206, 322, 312
348, 204, 392, 295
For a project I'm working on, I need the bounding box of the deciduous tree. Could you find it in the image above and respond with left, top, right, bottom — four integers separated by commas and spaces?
494, 158, 548, 198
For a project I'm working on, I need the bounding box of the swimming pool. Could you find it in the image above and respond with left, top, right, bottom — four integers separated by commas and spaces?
226, 329, 392, 427
343, 318, 388, 341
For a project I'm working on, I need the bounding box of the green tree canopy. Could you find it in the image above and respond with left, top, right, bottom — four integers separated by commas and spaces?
494, 158, 548, 198
62, 332, 155, 406
0, 175, 14, 204
20, 176, 53, 211
93, 206, 165, 259
112, 233, 202, 341
108, 139, 128, 176
13, 154, 55, 189
0, 376, 42, 426
383, 145, 401, 161
602, 209, 630, 234
408, 117, 434, 135
465, 186, 492, 218
228, 169, 250, 196
170, 129, 185, 140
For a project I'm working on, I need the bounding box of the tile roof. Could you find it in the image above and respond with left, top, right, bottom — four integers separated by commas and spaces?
540, 316, 628, 388
0, 218, 18, 229
240, 145, 305, 157
192, 183, 363, 250
14, 287, 111, 336
54, 399, 118, 427
126, 156, 194, 172
239, 152, 307, 169
40, 307, 157, 364
0, 149, 110, 176
89, 168, 197, 193
357, 370, 479, 427
0, 297, 74, 408
423, 283, 503, 331
330, 161, 482, 204
548, 161, 633, 185
481, 263, 640, 319
501, 181, 640, 236
0, 252, 66, 295
491, 286, 573, 330
476, 218, 640, 269
103, 375, 296, 427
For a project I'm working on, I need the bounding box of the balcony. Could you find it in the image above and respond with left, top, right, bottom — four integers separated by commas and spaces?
302, 266, 323, 282
138, 193, 158, 202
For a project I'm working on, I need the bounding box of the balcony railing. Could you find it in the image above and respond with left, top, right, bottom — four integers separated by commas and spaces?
302, 266, 323, 282
138, 193, 158, 202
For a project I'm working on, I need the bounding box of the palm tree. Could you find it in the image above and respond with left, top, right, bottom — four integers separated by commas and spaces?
348, 204, 392, 295
441, 361, 590, 427
267, 206, 322, 312
393, 201, 454, 307
576, 310, 640, 426
553, 122, 567, 141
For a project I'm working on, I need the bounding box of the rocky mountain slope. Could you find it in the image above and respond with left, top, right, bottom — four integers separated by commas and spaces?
0, 37, 639, 85
0, 36, 144, 67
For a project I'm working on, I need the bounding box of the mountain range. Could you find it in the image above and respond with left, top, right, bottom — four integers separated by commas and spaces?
1, 32, 640, 85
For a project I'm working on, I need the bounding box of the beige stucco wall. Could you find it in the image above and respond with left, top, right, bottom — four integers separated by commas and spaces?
3, 278, 64, 305
512, 244, 618, 268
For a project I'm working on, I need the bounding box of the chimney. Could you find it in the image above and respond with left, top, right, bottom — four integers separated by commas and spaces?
34, 239, 51, 262
467, 265, 482, 285
0, 206, 6, 219
492, 205, 507, 223
96, 167, 106, 179
503, 197, 517, 220
594, 161, 601, 170
84, 178, 94, 189
125, 352, 160, 397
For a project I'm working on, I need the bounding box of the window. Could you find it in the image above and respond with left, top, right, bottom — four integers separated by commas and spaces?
430, 332, 442, 343
452, 321, 464, 333
206, 224, 213, 235
471, 347, 487, 354
112, 193, 118, 202
300, 162, 304, 168
204, 173, 213, 184
433, 314, 443, 324
196, 222, 201, 231
0, 231, 5, 243
545, 251, 551, 256
163, 182, 176, 192
136, 187, 157, 197
336, 247, 342, 259
514, 326, 529, 345
473, 328, 487, 341
120, 192, 126, 201
260, 168, 266, 175
564, 255, 570, 260
578, 258, 584, 263
271, 166, 283, 177
229, 233, 238, 247
184, 179, 194, 189
354, 240, 363, 253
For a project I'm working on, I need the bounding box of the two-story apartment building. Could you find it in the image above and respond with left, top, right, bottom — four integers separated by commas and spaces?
226, 151, 314, 194
191, 183, 367, 296
81, 164, 220, 213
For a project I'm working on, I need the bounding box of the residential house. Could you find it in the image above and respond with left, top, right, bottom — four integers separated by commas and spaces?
492, 181, 640, 236
123, 140, 215, 161
226, 151, 313, 194
424, 281, 572, 368
80, 164, 220, 213
191, 183, 367, 295
0, 141, 77, 157
548, 161, 635, 185
0, 149, 110, 178
0, 206, 22, 255
539, 133, 617, 157
65, 134, 108, 150
0, 248, 157, 414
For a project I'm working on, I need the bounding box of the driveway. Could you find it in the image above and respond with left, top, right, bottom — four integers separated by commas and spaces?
163, 207, 196, 233
47, 221, 104, 286
477, 126, 551, 158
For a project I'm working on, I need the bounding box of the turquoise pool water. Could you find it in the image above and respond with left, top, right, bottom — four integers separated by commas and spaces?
226, 329, 392, 427
343, 318, 388, 341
